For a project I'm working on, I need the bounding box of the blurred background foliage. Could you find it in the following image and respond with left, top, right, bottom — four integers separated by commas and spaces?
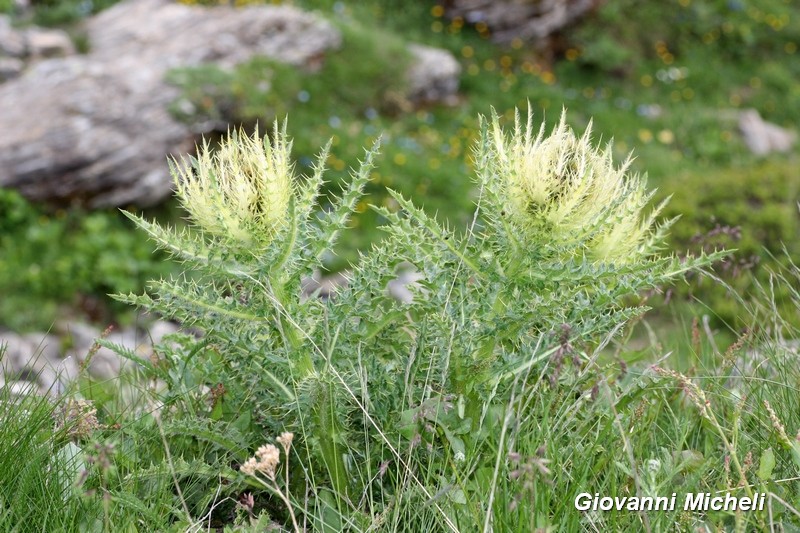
0, 0, 797, 330
0, 188, 173, 331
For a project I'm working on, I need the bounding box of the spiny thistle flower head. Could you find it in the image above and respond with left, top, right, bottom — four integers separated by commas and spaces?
489, 107, 668, 264
171, 122, 294, 248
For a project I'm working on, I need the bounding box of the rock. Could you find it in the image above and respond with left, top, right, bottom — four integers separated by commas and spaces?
24, 27, 75, 58
444, 0, 600, 44
58, 321, 102, 356
60, 323, 141, 380
738, 109, 796, 156
24, 332, 62, 365
52, 355, 79, 394
301, 270, 350, 300
6, 380, 38, 397
0, 319, 180, 392
302, 264, 426, 304
0, 16, 74, 60
0, 0, 342, 208
387, 268, 426, 304
0, 16, 26, 57
0, 57, 23, 81
101, 328, 152, 372
147, 320, 180, 346
0, 331, 29, 374
406, 44, 461, 105
0, 331, 70, 394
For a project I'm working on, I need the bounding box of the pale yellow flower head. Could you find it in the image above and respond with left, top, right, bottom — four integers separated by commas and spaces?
490, 108, 665, 263
171, 123, 293, 248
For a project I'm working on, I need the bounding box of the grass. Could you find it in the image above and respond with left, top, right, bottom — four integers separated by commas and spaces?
0, 342, 260, 531
0, 189, 175, 331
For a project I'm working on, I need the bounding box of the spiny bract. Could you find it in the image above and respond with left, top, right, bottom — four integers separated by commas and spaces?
489, 108, 670, 264
171, 122, 294, 249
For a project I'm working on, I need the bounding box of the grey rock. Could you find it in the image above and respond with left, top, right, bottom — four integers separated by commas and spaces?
147, 320, 180, 346
0, 0, 341, 208
0, 332, 69, 394
301, 270, 350, 300
100, 328, 152, 372
1, 319, 181, 393
0, 57, 23, 81
387, 267, 426, 304
24, 27, 75, 58
444, 0, 599, 44
0, 16, 74, 61
23, 332, 62, 365
407, 44, 460, 105
59, 323, 131, 380
58, 321, 101, 357
52, 355, 79, 394
59, 320, 180, 381
302, 264, 426, 304
738, 109, 796, 156
6, 380, 38, 397
0, 332, 29, 373
0, 16, 25, 57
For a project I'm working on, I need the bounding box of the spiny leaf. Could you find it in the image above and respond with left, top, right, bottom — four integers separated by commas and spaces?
303, 138, 381, 265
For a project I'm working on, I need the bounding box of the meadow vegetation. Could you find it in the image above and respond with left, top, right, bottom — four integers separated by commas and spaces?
3, 109, 800, 532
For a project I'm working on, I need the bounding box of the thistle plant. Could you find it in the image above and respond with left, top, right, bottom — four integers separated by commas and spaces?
117, 110, 724, 530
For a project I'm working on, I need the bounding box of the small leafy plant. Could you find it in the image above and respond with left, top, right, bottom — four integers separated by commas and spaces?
118, 109, 723, 529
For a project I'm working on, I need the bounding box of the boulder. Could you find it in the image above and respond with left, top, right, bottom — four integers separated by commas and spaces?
738, 109, 796, 156
0, 319, 180, 394
0, 16, 26, 57
6, 381, 38, 397
444, 0, 600, 44
406, 44, 461, 105
60, 322, 149, 381
0, 0, 342, 208
0, 15, 74, 72
0, 331, 69, 394
0, 2, 461, 208
24, 27, 75, 58
0, 57, 23, 80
